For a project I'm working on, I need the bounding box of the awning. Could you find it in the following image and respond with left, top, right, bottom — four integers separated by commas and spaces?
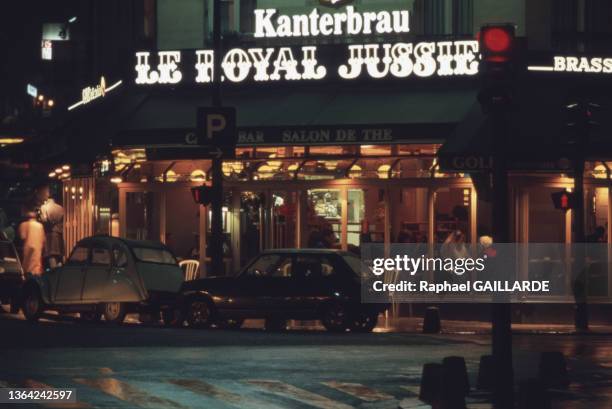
438, 83, 612, 172
117, 84, 478, 147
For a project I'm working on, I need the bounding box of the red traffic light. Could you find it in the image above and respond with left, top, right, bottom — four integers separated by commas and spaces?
479, 24, 515, 63
551, 190, 574, 210
191, 186, 213, 206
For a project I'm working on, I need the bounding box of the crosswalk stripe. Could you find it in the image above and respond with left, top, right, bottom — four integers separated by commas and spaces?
322, 381, 394, 402
74, 377, 188, 409
169, 379, 243, 405
23, 379, 92, 408
399, 385, 421, 396
246, 379, 354, 409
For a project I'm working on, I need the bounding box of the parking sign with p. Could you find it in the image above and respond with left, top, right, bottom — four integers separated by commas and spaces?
196, 107, 236, 158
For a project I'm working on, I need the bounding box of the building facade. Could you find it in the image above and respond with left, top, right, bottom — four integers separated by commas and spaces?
37, 0, 612, 311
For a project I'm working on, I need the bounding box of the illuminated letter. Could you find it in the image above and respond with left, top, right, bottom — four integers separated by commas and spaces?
590, 58, 602, 73
270, 48, 301, 81
553, 56, 566, 72
276, 15, 293, 37
333, 13, 347, 35
375, 11, 392, 34
292, 14, 309, 37
319, 13, 334, 36
338, 45, 364, 79
413, 42, 436, 77
135, 52, 160, 84
346, 6, 363, 35
247, 48, 275, 81
392, 10, 410, 33
222, 48, 252, 82
158, 51, 182, 84
362, 12, 377, 35
301, 46, 326, 80
195, 50, 214, 83
603, 58, 612, 73
254, 9, 277, 38
308, 9, 320, 37
390, 43, 414, 77
453, 41, 479, 75
435, 41, 455, 76
364, 44, 391, 79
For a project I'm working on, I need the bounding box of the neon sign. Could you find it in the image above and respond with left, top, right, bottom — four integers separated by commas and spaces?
528, 56, 612, 73
134, 40, 479, 85
68, 76, 123, 111
253, 6, 410, 38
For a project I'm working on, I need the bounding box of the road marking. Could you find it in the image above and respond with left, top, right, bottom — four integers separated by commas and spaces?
399, 385, 420, 396
397, 397, 431, 409
323, 381, 394, 402
23, 379, 92, 408
169, 379, 243, 404
74, 377, 188, 409
246, 379, 354, 409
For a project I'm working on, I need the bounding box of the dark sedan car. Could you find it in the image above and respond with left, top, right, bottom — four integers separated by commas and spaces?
181, 249, 387, 332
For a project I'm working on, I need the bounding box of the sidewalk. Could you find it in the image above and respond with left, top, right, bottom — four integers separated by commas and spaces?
373, 316, 612, 335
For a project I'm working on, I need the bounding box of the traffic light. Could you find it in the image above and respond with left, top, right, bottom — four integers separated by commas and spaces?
191, 185, 214, 206
478, 24, 517, 111
551, 190, 575, 211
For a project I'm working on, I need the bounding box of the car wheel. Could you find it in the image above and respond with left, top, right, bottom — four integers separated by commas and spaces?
103, 302, 126, 324
23, 289, 43, 323
80, 311, 102, 323
264, 318, 287, 332
350, 311, 379, 333
186, 300, 214, 328
161, 308, 184, 327
322, 303, 349, 332
217, 318, 244, 330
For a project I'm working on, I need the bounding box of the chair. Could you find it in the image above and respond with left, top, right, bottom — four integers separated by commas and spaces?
179, 259, 200, 281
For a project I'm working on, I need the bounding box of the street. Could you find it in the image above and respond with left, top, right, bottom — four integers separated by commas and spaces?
1, 313, 611, 409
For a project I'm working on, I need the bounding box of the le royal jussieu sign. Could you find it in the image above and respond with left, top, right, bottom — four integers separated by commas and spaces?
134, 2, 480, 86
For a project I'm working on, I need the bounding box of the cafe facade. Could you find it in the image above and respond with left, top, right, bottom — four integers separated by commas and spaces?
44, 0, 612, 309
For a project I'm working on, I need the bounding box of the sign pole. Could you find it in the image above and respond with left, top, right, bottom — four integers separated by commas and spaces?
210, 0, 224, 275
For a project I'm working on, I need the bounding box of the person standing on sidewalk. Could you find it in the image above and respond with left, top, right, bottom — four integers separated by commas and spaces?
18, 211, 45, 276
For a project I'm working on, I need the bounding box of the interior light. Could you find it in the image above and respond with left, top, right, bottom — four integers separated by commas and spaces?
190, 169, 206, 182
48, 172, 56, 178
377, 164, 391, 179
0, 137, 25, 145
68, 16, 77, 23
47, 99, 55, 107
110, 176, 123, 184
37, 95, 44, 101
62, 164, 70, 170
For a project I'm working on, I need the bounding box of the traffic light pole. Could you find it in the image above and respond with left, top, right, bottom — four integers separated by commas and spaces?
490, 109, 514, 408
210, 0, 224, 275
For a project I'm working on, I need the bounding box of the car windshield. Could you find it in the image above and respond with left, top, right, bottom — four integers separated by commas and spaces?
132, 247, 177, 265
0, 241, 21, 274
342, 253, 370, 279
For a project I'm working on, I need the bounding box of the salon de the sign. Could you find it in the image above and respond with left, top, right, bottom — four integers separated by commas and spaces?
134, 5, 479, 86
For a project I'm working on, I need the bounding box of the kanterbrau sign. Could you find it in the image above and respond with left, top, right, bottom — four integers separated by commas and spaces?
134, 4, 479, 86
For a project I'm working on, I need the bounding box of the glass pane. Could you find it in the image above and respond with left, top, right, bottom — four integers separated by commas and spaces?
125, 192, 162, 241
348, 189, 386, 251
435, 187, 471, 243
239, 191, 264, 266
306, 189, 341, 249
272, 191, 297, 249
391, 188, 429, 244
165, 188, 200, 259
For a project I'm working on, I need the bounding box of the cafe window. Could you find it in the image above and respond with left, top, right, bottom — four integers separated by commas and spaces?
551, 0, 578, 50
452, 0, 473, 36
143, 0, 156, 41
423, 0, 447, 35
240, 0, 257, 33
221, 0, 235, 33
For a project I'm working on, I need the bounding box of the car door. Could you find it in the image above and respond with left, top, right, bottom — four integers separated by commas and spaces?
54, 244, 89, 303
291, 255, 339, 313
82, 241, 112, 301
236, 253, 293, 315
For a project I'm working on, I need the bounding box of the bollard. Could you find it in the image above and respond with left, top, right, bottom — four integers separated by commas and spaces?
419, 362, 443, 403
539, 351, 569, 388
517, 379, 551, 409
438, 364, 467, 409
423, 306, 441, 334
476, 355, 494, 390
442, 356, 470, 396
